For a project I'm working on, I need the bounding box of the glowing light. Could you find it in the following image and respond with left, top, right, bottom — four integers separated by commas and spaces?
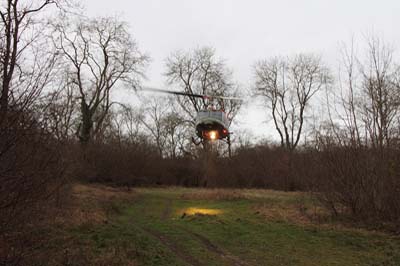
209, 131, 218, 140
181, 208, 222, 216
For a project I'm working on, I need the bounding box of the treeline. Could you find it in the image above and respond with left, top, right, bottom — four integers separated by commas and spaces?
1, 1, 400, 264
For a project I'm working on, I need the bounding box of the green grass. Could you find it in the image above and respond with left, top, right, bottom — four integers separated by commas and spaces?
69, 187, 400, 266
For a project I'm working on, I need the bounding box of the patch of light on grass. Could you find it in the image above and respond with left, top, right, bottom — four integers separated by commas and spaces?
181, 207, 223, 216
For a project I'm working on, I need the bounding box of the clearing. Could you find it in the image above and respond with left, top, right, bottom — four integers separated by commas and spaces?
38, 184, 400, 266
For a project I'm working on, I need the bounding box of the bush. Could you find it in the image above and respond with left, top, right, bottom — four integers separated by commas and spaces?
313, 146, 400, 227
0, 108, 68, 265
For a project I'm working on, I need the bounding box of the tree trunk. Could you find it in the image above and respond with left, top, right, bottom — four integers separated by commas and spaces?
79, 100, 93, 144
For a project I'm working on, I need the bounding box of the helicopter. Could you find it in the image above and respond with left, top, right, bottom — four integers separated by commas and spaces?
141, 87, 242, 143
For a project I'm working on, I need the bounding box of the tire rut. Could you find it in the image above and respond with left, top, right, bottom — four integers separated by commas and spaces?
161, 198, 172, 220
140, 226, 204, 266
179, 227, 251, 266
137, 198, 250, 266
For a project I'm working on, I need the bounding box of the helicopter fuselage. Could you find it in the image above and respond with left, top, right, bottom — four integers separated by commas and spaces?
195, 110, 230, 140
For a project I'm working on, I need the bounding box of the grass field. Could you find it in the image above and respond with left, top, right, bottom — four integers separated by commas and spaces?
42, 184, 400, 266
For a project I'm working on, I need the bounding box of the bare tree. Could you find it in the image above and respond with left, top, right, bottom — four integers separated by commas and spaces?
336, 40, 363, 147
254, 54, 330, 151
39, 72, 78, 141
0, 2, 70, 264
359, 36, 399, 150
139, 97, 169, 157
161, 101, 187, 159
165, 47, 242, 156
53, 15, 148, 144
0, 0, 64, 114
165, 47, 241, 122
316, 40, 363, 148
106, 105, 143, 145
311, 36, 400, 223
314, 34, 400, 152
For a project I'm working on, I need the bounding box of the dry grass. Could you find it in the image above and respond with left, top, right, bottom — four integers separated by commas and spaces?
56, 245, 137, 266
56, 183, 137, 227
254, 201, 325, 225
242, 189, 304, 201
252, 196, 388, 235
27, 184, 397, 266
72, 183, 135, 201
179, 188, 331, 226
180, 188, 247, 200
27, 184, 138, 266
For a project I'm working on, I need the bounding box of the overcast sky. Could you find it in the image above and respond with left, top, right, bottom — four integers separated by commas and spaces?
84, 0, 399, 140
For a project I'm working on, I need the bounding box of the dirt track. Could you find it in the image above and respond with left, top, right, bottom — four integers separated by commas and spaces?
140, 225, 204, 266
156, 198, 251, 266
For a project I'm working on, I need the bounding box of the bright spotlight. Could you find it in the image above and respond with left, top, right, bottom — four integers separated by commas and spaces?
182, 208, 222, 216
209, 131, 218, 140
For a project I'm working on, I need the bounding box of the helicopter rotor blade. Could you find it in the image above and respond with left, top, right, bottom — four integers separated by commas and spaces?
141, 87, 205, 98
210, 95, 243, 101
141, 87, 243, 101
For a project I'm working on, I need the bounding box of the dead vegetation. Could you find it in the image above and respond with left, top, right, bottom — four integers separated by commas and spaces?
253, 199, 328, 226
57, 184, 137, 227
180, 189, 247, 201
22, 183, 399, 266
24, 184, 138, 266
